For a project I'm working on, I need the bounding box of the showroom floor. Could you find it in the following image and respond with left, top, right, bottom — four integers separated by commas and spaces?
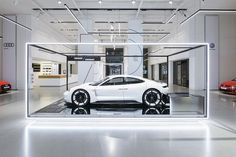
0, 87, 236, 157
28, 84, 205, 117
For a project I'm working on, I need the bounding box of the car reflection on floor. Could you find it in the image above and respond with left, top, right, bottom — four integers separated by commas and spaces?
68, 103, 170, 115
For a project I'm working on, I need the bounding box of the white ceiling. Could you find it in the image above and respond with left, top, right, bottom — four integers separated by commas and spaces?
0, 0, 234, 42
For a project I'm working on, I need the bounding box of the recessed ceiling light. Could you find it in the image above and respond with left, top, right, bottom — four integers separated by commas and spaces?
58, 0, 62, 5
132, 0, 136, 5
169, 0, 173, 5
98, 0, 102, 4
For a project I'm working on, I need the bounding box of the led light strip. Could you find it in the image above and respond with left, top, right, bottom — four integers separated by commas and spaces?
25, 42, 209, 121
64, 4, 88, 34
181, 9, 236, 25
0, 14, 32, 31
165, 14, 176, 24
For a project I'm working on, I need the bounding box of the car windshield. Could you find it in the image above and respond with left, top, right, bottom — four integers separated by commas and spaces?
90, 77, 109, 86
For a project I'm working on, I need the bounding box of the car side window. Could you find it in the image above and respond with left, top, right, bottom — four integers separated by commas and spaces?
101, 77, 124, 86
125, 77, 144, 84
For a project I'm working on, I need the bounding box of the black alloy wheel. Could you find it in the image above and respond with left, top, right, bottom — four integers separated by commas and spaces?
143, 89, 162, 107
71, 89, 90, 106
161, 108, 170, 115
143, 107, 160, 115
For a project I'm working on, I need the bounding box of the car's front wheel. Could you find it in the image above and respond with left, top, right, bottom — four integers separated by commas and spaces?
142, 88, 162, 107
71, 89, 90, 106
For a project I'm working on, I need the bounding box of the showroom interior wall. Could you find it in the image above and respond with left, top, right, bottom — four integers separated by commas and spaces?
77, 19, 95, 84
30, 17, 78, 87
219, 14, 236, 82
2, 15, 31, 90
16, 15, 31, 90
148, 15, 206, 90
2, 16, 17, 89
125, 19, 143, 76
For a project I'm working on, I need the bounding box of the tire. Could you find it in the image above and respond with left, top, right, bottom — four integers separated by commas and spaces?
74, 107, 90, 115
71, 89, 90, 106
161, 108, 170, 115
142, 88, 162, 107
143, 107, 160, 115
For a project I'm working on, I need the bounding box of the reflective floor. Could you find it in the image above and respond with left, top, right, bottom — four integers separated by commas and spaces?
28, 84, 206, 118
0, 87, 236, 157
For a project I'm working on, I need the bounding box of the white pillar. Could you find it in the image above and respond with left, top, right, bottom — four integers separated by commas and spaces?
77, 20, 95, 84
125, 19, 143, 76
205, 15, 219, 90
2, 16, 17, 89
2, 15, 31, 90
16, 15, 31, 90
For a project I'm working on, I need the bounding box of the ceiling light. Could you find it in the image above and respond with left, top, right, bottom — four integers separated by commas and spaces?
169, 0, 173, 5
64, 4, 88, 34
132, 0, 136, 5
0, 14, 32, 31
98, 0, 102, 4
110, 24, 114, 31
58, 0, 62, 5
165, 14, 176, 24
13, 0, 18, 5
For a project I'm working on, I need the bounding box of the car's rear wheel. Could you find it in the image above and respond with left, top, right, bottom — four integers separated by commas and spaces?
142, 88, 162, 107
71, 89, 90, 106
143, 107, 160, 115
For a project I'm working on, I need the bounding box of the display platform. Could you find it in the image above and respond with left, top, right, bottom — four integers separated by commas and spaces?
31, 93, 204, 117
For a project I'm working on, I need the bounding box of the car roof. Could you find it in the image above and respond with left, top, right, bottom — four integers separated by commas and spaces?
107, 75, 144, 80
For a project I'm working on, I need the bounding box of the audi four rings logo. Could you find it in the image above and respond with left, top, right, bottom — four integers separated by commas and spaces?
4, 43, 15, 48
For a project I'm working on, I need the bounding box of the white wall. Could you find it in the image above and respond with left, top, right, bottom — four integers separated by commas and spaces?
16, 15, 31, 89
2, 16, 17, 89
31, 17, 71, 63
148, 14, 206, 90
219, 15, 236, 82
125, 20, 143, 76
205, 15, 219, 89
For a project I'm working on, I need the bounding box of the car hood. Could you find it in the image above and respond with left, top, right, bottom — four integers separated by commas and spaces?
221, 81, 236, 86
0, 80, 10, 86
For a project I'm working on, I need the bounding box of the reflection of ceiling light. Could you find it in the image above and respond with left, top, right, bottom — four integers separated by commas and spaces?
58, 0, 62, 5
98, 0, 102, 4
169, 0, 173, 5
132, 0, 136, 4
110, 24, 114, 30
13, 0, 18, 5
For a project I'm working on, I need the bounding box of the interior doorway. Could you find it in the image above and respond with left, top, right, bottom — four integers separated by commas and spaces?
159, 63, 168, 83
105, 48, 124, 76
173, 59, 189, 87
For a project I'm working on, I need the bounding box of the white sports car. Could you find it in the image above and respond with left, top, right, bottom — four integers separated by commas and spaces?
64, 75, 168, 107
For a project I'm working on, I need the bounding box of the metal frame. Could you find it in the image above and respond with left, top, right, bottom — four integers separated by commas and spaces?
25, 42, 209, 120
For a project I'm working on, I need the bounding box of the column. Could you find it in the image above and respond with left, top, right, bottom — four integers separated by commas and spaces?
77, 19, 95, 84
125, 19, 143, 76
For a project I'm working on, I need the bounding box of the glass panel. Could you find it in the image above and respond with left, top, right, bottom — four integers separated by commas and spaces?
27, 43, 208, 118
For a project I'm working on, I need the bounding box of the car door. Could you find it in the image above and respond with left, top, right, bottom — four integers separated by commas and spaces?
123, 77, 146, 103
95, 77, 124, 102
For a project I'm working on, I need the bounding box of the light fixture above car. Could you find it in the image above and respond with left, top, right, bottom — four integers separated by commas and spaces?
132, 0, 136, 5
169, 0, 173, 5
98, 0, 102, 4
58, 0, 62, 5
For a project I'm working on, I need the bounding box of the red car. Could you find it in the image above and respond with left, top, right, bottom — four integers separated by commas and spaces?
219, 78, 236, 94
0, 80, 11, 93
